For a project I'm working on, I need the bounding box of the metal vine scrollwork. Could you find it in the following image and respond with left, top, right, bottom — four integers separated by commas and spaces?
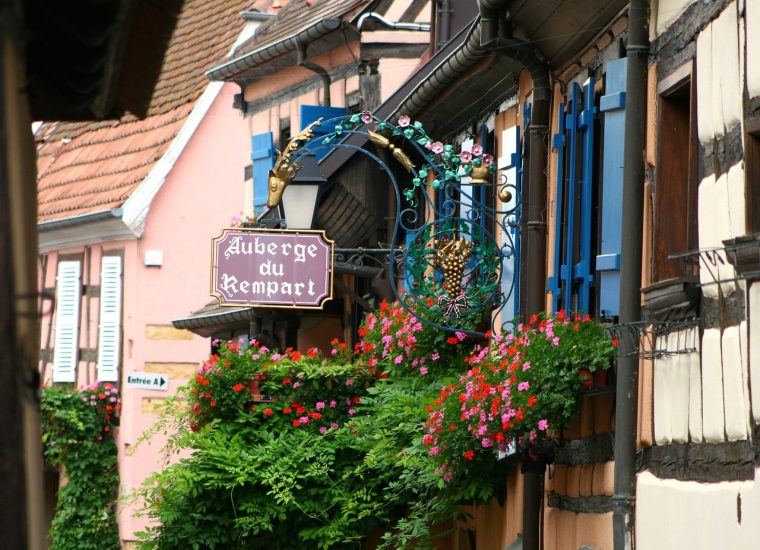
263, 111, 521, 335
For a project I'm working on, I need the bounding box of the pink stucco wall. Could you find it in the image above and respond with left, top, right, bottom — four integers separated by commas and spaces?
38, 82, 249, 542
117, 82, 250, 540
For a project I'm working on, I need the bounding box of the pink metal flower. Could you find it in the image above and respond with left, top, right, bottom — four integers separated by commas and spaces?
398, 114, 411, 127
360, 111, 373, 124
482, 154, 495, 166
431, 141, 444, 154
471, 143, 483, 156
459, 150, 473, 163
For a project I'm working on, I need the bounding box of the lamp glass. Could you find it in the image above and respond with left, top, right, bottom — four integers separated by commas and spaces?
281, 184, 320, 230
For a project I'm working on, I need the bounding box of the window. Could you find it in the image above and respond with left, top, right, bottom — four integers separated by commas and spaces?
745, 117, 760, 234
52, 260, 81, 383
498, 123, 522, 320
548, 75, 601, 316
652, 62, 698, 282
549, 57, 628, 318
278, 117, 291, 153
96, 255, 122, 382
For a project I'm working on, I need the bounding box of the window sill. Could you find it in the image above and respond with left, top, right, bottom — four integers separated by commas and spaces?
723, 233, 760, 281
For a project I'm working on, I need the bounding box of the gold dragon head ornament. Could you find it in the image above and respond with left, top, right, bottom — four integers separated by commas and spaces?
266, 119, 322, 209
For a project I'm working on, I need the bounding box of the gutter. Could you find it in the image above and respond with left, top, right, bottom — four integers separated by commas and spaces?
37, 207, 123, 232
206, 18, 343, 82
355, 12, 431, 32
613, 0, 649, 548
240, 11, 276, 22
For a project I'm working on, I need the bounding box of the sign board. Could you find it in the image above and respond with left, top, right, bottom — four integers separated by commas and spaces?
126, 372, 168, 391
211, 228, 334, 308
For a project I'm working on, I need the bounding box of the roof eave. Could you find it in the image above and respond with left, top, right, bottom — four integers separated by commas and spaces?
205, 18, 344, 82
37, 208, 139, 253
172, 305, 254, 337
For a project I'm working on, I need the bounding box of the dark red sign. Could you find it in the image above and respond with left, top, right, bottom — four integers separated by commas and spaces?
211, 228, 334, 308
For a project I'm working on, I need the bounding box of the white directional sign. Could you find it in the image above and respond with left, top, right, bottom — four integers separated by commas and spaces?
126, 372, 168, 391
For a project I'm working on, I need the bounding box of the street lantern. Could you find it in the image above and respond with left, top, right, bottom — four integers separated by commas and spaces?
281, 153, 326, 230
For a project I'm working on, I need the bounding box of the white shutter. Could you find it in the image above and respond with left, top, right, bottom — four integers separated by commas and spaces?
52, 261, 81, 383
498, 126, 520, 320
97, 256, 122, 382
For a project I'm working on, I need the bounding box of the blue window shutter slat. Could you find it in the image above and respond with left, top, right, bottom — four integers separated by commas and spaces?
300, 105, 348, 159
576, 77, 596, 313
548, 102, 566, 313
600, 91, 626, 112
251, 132, 275, 214
597, 57, 628, 317
562, 83, 581, 313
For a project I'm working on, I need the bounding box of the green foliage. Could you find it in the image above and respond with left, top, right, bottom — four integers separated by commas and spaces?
40, 383, 121, 550
137, 306, 613, 549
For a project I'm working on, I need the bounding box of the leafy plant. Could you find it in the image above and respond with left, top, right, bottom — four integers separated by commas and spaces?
136, 307, 612, 549
422, 312, 615, 479
40, 382, 121, 550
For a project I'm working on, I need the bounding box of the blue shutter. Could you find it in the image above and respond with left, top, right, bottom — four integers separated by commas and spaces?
597, 58, 627, 317
551, 79, 596, 314
300, 105, 348, 159
251, 132, 275, 215
548, 102, 566, 313
575, 77, 596, 313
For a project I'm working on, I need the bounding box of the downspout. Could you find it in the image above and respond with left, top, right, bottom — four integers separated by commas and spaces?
479, 2, 550, 550
296, 41, 331, 106
437, 0, 452, 50
521, 46, 550, 550
613, 0, 649, 549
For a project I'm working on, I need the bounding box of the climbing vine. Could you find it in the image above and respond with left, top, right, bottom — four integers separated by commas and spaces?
40, 382, 121, 550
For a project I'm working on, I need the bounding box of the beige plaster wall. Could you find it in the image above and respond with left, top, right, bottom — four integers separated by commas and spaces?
748, 0, 760, 97
651, 0, 696, 37
696, 2, 742, 141
637, 469, 760, 550
750, 282, 760, 422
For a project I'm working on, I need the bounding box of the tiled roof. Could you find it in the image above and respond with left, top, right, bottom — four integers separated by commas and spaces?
36, 0, 279, 223
230, 0, 372, 58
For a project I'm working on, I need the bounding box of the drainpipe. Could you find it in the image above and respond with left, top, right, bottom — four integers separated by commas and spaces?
479, 2, 550, 549
296, 41, 331, 106
613, 1, 649, 549
437, 0, 452, 50
522, 55, 550, 550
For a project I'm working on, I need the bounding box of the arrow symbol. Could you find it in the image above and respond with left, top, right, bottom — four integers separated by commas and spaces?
159, 376, 166, 387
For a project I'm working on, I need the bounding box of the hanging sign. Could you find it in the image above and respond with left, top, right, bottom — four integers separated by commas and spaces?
211, 228, 334, 309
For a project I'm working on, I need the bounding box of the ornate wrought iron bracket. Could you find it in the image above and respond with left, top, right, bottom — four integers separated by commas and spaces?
255, 112, 522, 335
605, 319, 700, 360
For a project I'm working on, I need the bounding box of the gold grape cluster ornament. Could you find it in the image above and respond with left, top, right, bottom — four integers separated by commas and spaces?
434, 236, 473, 319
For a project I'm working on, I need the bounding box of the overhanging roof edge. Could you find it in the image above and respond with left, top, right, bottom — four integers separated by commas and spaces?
205, 18, 343, 81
